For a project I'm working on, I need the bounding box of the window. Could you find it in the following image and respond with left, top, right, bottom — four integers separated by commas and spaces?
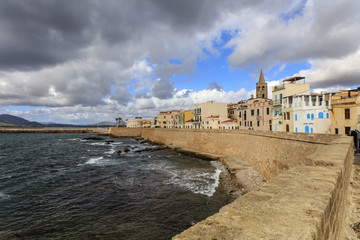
318, 112, 324, 119
326, 113, 329, 118
250, 121, 252, 127
275, 95, 278, 104
305, 126, 309, 133
295, 127, 298, 133
244, 111, 247, 120
279, 109, 282, 115
311, 113, 314, 120
257, 109, 260, 115
245, 121, 247, 126
267, 107, 270, 115
251, 110, 254, 116
280, 94, 283, 103
284, 113, 286, 120
335, 128, 338, 134
287, 112, 290, 120
274, 109, 277, 116
345, 109, 350, 119
295, 114, 298, 121
218, 121, 220, 124
239, 112, 242, 118
240, 121, 242, 126
257, 121, 260, 127
307, 113, 310, 119
275, 124, 278, 131
345, 127, 351, 135
262, 86, 265, 91
311, 128, 313, 133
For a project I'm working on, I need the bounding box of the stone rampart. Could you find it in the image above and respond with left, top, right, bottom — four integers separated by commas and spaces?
109, 127, 142, 137
109, 127, 353, 239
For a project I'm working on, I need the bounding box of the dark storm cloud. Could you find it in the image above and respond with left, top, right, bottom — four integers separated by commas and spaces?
0, 0, 95, 70
110, 87, 133, 105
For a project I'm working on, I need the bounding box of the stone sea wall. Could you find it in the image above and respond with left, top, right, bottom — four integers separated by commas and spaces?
109, 127, 354, 239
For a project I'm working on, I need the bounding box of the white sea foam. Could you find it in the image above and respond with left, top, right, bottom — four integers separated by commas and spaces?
89, 142, 107, 146
105, 147, 116, 155
164, 161, 224, 197
84, 156, 104, 165
0, 192, 10, 200
66, 138, 80, 141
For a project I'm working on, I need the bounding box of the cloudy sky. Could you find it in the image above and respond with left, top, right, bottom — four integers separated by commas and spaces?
0, 0, 359, 124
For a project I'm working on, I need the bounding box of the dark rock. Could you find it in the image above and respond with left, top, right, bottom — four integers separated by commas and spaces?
83, 137, 104, 141
104, 140, 114, 144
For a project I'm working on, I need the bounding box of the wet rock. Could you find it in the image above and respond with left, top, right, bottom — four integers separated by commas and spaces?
104, 140, 114, 144
123, 148, 131, 153
83, 137, 104, 141
134, 147, 153, 153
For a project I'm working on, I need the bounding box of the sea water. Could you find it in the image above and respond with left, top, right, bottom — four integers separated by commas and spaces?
0, 133, 230, 239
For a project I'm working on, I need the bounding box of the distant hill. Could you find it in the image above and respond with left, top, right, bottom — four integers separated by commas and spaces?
89, 121, 116, 127
0, 114, 43, 127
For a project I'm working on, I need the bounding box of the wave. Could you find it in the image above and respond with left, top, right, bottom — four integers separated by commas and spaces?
83, 156, 104, 165
105, 147, 116, 155
164, 161, 224, 197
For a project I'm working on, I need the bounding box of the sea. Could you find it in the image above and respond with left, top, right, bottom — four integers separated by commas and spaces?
0, 133, 231, 239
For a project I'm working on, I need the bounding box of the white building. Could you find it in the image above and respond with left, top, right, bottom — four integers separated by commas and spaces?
287, 93, 331, 133
220, 119, 238, 130
126, 117, 143, 128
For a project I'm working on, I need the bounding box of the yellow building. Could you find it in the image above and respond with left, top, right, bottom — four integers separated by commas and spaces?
141, 120, 151, 128
157, 111, 171, 128
193, 100, 228, 129
181, 110, 194, 128
330, 89, 360, 135
272, 77, 310, 132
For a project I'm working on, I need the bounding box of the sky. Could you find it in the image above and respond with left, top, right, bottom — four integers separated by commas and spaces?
0, 0, 359, 124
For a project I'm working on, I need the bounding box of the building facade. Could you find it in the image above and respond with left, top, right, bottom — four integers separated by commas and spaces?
193, 100, 228, 129
286, 93, 331, 133
237, 71, 272, 131
272, 77, 310, 132
182, 110, 194, 128
126, 117, 143, 128
238, 98, 272, 130
330, 89, 360, 135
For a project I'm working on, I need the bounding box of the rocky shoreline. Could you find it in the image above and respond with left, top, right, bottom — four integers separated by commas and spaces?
121, 136, 267, 199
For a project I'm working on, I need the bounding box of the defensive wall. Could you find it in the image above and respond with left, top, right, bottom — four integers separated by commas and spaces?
109, 127, 354, 239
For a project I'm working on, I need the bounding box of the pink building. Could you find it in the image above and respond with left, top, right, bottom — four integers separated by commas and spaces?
238, 98, 272, 130
237, 71, 273, 131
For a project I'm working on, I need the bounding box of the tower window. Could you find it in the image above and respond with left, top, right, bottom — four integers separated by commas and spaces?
345, 109, 350, 119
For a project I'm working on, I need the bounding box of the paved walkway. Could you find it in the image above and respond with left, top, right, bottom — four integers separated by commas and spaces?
346, 153, 360, 239
355, 153, 360, 165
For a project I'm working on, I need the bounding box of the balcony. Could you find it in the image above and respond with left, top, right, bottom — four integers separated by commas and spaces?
273, 100, 282, 106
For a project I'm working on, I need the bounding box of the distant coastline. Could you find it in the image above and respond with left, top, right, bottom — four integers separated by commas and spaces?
0, 127, 109, 135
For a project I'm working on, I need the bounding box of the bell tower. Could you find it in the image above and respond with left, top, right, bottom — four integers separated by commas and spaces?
256, 70, 267, 99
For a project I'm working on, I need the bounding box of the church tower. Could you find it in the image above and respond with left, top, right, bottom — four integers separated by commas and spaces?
256, 69, 268, 99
